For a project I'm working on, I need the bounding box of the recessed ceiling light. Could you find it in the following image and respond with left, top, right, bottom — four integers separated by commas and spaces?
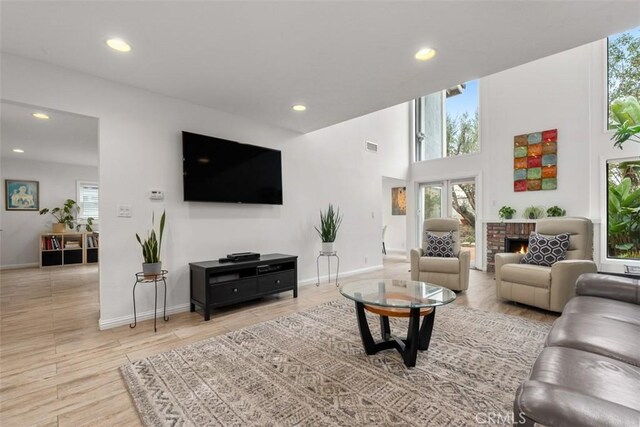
106, 38, 132, 53
32, 112, 50, 120
292, 105, 307, 112
12, 148, 25, 153
415, 48, 437, 61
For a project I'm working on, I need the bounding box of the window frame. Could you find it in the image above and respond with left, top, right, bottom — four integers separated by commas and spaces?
413, 80, 481, 163
76, 180, 99, 222
605, 27, 640, 131
604, 156, 640, 263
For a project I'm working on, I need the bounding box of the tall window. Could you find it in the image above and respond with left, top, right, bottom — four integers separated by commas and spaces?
607, 26, 640, 127
77, 181, 99, 221
606, 159, 639, 260
414, 80, 479, 161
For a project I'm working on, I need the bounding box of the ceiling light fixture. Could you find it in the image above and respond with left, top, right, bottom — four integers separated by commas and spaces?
12, 148, 25, 153
106, 38, 132, 53
414, 48, 437, 61
292, 105, 307, 112
32, 112, 50, 120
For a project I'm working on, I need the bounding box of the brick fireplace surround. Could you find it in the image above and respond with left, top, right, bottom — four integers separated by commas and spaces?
486, 221, 536, 272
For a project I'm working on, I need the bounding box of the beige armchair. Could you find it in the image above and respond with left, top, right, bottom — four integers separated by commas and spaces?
495, 217, 598, 312
410, 218, 470, 291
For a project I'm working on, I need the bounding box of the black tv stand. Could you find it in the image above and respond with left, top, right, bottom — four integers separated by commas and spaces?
189, 253, 298, 321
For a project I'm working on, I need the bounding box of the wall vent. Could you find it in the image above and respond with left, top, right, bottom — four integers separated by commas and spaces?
365, 140, 378, 153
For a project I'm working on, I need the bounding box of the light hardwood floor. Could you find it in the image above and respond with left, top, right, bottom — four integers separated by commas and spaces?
0, 258, 558, 426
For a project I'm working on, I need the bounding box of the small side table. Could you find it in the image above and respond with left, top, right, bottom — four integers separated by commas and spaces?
130, 270, 169, 332
316, 251, 340, 287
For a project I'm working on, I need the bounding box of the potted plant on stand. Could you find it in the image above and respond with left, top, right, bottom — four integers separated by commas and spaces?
315, 204, 343, 254
40, 199, 94, 232
136, 211, 166, 277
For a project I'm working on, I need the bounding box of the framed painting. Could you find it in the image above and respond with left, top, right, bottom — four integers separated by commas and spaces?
392, 186, 406, 215
5, 179, 39, 211
514, 129, 557, 192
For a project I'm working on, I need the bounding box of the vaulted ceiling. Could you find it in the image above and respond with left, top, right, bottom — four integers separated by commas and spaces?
2, 1, 638, 133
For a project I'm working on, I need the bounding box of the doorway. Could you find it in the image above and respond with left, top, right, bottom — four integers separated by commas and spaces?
417, 178, 478, 267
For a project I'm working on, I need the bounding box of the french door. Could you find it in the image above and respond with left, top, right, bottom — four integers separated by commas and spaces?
417, 178, 478, 267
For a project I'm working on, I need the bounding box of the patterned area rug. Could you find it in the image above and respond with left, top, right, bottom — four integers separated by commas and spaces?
121, 299, 550, 426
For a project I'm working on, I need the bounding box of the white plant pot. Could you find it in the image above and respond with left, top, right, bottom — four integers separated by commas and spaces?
142, 262, 162, 277
321, 242, 335, 254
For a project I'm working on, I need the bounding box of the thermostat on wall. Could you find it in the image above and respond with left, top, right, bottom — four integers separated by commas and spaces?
149, 190, 164, 200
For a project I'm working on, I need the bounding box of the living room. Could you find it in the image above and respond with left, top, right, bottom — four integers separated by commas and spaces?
1, 2, 639, 426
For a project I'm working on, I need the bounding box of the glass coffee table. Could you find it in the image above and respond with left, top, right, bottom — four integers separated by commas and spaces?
340, 279, 456, 367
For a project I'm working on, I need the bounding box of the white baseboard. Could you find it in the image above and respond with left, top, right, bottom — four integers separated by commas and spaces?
385, 248, 406, 255
298, 264, 384, 286
99, 264, 384, 329
99, 303, 191, 330
0, 262, 39, 270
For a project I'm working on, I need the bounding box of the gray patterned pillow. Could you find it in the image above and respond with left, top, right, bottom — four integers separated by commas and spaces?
424, 232, 455, 257
520, 232, 570, 267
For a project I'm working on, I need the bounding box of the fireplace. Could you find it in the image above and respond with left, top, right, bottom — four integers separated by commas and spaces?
486, 221, 536, 272
505, 237, 529, 254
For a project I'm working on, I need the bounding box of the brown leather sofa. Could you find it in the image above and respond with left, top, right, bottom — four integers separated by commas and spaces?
514, 273, 640, 426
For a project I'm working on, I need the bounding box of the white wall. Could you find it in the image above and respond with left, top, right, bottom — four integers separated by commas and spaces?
1, 54, 410, 328
0, 158, 98, 268
406, 40, 640, 272
381, 177, 407, 253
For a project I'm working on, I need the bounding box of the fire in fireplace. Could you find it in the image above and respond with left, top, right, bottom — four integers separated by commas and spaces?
505, 237, 529, 254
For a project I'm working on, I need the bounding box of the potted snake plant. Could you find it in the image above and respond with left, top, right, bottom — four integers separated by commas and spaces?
315, 204, 343, 254
136, 210, 166, 276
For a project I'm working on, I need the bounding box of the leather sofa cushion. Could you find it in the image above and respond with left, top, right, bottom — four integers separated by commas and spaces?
564, 296, 640, 326
546, 313, 640, 366
501, 264, 551, 288
515, 347, 640, 427
418, 257, 459, 274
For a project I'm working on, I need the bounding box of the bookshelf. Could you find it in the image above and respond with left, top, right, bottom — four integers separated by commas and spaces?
85, 232, 99, 264
39, 232, 99, 267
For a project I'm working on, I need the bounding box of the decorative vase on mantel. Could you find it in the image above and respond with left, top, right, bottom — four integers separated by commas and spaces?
52, 223, 66, 233
321, 242, 336, 254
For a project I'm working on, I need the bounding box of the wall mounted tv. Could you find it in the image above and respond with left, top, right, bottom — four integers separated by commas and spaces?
182, 131, 283, 205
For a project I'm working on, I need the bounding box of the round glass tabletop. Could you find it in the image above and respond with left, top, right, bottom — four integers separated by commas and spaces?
339, 279, 456, 309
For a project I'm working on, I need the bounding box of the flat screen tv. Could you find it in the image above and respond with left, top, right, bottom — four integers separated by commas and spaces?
182, 131, 283, 205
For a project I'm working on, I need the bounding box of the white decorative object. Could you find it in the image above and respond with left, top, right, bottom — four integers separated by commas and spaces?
321, 242, 335, 254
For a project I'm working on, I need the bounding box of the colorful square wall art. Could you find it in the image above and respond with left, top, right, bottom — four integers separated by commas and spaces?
391, 187, 406, 215
5, 179, 39, 210
513, 129, 557, 192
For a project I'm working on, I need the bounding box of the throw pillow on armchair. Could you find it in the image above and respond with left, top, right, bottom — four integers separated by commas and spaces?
424, 231, 455, 257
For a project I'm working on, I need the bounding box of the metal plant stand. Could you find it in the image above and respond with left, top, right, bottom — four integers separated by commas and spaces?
316, 251, 340, 287
130, 270, 169, 332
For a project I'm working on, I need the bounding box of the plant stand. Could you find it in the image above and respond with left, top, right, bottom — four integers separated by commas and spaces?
316, 251, 340, 287
130, 270, 169, 332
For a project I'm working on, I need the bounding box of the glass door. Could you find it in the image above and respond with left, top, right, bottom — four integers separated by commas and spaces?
450, 180, 476, 267
417, 182, 444, 243
417, 178, 478, 268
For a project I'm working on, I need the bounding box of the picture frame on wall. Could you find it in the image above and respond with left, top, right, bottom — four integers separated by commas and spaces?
5, 179, 39, 211
392, 186, 407, 215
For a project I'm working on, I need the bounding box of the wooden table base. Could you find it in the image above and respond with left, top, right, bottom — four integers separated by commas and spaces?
354, 301, 436, 367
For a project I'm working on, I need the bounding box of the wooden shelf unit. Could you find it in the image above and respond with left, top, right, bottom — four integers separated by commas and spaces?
39, 232, 99, 267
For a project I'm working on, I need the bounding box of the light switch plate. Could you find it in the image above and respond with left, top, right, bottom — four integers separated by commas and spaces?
117, 205, 132, 217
